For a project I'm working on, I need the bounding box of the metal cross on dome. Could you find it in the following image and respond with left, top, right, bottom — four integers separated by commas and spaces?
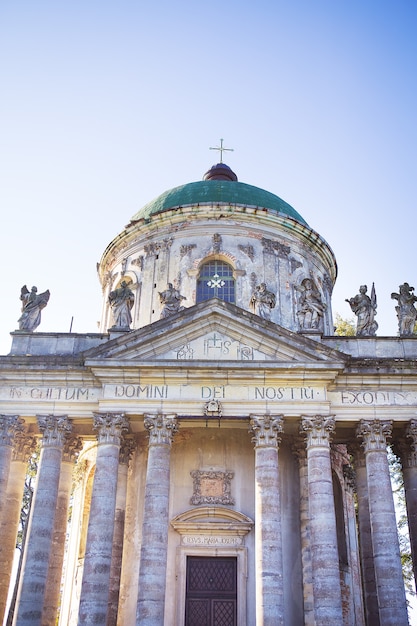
209, 138, 234, 163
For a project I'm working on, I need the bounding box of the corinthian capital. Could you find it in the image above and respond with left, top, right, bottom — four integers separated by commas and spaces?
0, 415, 24, 446
356, 419, 392, 452
37, 414, 72, 447
62, 435, 83, 462
144, 413, 178, 446
300, 415, 335, 448
93, 413, 129, 445
13, 432, 37, 462
249, 414, 283, 448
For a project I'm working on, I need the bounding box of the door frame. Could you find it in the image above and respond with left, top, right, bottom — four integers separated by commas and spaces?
177, 546, 248, 626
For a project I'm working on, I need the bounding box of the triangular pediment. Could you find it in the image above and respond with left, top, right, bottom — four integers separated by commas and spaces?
83, 299, 346, 365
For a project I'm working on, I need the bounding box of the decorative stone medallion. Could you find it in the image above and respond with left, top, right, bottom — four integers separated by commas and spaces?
190, 470, 235, 505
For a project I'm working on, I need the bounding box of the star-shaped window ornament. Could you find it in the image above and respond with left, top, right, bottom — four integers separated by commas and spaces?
207, 274, 225, 289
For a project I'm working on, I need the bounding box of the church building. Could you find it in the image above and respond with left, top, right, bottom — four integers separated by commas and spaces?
0, 157, 416, 625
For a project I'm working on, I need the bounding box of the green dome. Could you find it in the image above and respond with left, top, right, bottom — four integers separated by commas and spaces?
130, 179, 308, 225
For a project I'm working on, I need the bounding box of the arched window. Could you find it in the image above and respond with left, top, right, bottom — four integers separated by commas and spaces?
196, 260, 235, 304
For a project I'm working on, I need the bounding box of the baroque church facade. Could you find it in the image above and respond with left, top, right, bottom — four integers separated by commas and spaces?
0, 160, 416, 625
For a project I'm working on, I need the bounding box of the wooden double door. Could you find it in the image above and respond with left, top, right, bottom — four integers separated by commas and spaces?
185, 556, 237, 626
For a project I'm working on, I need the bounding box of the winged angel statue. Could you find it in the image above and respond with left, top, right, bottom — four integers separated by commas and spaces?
18, 285, 50, 331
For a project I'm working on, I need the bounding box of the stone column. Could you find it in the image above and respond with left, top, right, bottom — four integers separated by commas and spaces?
356, 419, 408, 626
300, 415, 343, 625
136, 413, 178, 625
77, 412, 129, 626
249, 414, 284, 626
399, 420, 417, 592
292, 439, 314, 626
0, 432, 35, 624
349, 442, 380, 625
0, 415, 24, 520
107, 437, 135, 626
42, 435, 82, 626
14, 414, 72, 626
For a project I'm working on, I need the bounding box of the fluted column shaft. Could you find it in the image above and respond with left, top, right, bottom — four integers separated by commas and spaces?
14, 415, 72, 626
0, 433, 35, 623
107, 438, 135, 626
78, 413, 129, 626
350, 443, 380, 626
300, 415, 343, 625
250, 414, 284, 626
136, 413, 178, 625
42, 436, 82, 626
356, 419, 408, 626
0, 415, 24, 521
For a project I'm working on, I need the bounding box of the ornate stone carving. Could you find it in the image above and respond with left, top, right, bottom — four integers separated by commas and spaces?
290, 258, 303, 274
391, 282, 417, 336
212, 233, 222, 252
159, 283, 186, 319
144, 413, 178, 446
346, 284, 378, 336
180, 244, 196, 258
131, 255, 144, 270
144, 238, 173, 256
295, 277, 326, 331
238, 244, 254, 261
12, 432, 37, 462
300, 415, 335, 447
121, 257, 128, 276
119, 437, 136, 465
356, 419, 392, 452
37, 414, 72, 447
108, 280, 135, 329
190, 470, 235, 505
249, 414, 284, 447
261, 237, 290, 257
92, 412, 129, 445
18, 285, 50, 332
62, 435, 83, 462
0, 415, 24, 446
249, 283, 276, 320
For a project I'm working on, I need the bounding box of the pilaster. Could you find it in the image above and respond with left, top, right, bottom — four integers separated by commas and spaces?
0, 432, 35, 624
356, 419, 408, 626
0, 415, 24, 518
396, 419, 417, 593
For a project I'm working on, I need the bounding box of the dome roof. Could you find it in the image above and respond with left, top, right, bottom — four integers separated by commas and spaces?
130, 165, 308, 225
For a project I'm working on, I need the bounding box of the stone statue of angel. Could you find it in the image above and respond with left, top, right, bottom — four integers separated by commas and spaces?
391, 282, 417, 336
18, 285, 50, 331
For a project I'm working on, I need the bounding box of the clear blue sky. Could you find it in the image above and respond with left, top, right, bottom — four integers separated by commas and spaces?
1, 0, 416, 354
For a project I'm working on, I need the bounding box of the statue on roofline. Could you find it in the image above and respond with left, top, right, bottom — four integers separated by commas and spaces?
345, 284, 378, 336
18, 285, 50, 332
391, 282, 417, 336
